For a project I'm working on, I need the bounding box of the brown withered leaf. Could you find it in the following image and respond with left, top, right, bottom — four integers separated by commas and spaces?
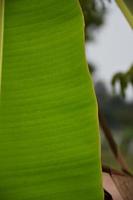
103, 168, 133, 200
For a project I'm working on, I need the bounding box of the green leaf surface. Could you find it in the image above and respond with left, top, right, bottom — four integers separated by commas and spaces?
116, 0, 133, 28
0, 0, 103, 199
0, 0, 4, 90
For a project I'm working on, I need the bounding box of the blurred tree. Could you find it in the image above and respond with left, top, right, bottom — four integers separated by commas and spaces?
79, 0, 109, 76
112, 65, 133, 97
79, 0, 133, 176
79, 0, 108, 40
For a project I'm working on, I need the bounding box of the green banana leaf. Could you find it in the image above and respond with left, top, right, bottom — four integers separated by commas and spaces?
0, 0, 103, 199
116, 0, 133, 28
0, 0, 4, 87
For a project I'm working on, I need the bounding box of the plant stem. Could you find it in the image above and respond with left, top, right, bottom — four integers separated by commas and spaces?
98, 108, 132, 176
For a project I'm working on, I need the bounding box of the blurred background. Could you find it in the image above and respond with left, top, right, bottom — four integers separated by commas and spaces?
80, 0, 133, 171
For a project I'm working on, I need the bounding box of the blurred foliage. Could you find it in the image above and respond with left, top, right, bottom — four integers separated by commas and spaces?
79, 0, 133, 170
79, 0, 109, 77
112, 65, 133, 97
95, 80, 133, 129
79, 0, 108, 40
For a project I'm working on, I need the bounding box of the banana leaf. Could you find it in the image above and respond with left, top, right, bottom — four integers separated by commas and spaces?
0, 0, 103, 199
0, 0, 4, 87
116, 0, 133, 28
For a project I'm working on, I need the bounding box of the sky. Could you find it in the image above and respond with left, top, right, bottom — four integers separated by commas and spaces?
86, 1, 133, 99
